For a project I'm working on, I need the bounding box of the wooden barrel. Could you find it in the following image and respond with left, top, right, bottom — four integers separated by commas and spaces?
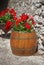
10, 31, 38, 56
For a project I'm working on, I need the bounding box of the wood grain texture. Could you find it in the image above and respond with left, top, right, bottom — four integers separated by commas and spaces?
10, 31, 38, 56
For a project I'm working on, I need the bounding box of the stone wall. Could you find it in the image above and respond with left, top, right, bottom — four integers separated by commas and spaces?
8, 0, 44, 48
0, 0, 44, 47
7, 0, 44, 23
0, 1, 44, 65
8, 1, 44, 29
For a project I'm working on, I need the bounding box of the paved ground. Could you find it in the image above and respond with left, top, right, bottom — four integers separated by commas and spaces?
0, 0, 44, 65
0, 32, 44, 65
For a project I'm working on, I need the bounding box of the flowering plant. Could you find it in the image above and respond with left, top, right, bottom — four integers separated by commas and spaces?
0, 8, 36, 32
0, 8, 16, 32
0, 8, 16, 23
13, 13, 36, 32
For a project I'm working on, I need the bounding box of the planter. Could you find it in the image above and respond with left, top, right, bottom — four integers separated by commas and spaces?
10, 31, 38, 56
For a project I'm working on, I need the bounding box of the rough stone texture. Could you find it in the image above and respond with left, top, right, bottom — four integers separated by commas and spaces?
0, 0, 44, 65
0, 37, 44, 65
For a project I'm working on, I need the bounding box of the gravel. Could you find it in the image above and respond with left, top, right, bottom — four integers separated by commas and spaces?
0, 0, 44, 65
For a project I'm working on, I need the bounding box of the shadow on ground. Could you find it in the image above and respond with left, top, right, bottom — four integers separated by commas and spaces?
0, 0, 9, 11
0, 33, 11, 39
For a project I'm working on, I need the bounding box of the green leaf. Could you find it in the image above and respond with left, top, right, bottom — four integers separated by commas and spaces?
0, 13, 13, 23
13, 25, 19, 31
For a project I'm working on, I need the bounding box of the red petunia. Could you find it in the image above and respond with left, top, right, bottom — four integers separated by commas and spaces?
9, 8, 16, 17
0, 8, 9, 17
20, 13, 29, 21
15, 18, 22, 26
5, 8, 9, 13
12, 12, 16, 17
0, 10, 6, 17
9, 9, 15, 13
13, 16, 18, 21
0, 12, 2, 17
32, 21, 36, 25
4, 21, 14, 31
29, 15, 34, 21
25, 22, 31, 29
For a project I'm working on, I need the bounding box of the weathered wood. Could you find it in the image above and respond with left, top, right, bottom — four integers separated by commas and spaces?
10, 31, 38, 56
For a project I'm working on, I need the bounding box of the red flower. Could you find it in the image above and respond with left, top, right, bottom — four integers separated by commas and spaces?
0, 9, 9, 17
5, 8, 9, 13
29, 15, 34, 21
4, 25, 10, 31
0, 10, 6, 17
13, 16, 18, 21
20, 14, 29, 21
0, 12, 2, 17
0, 8, 9, 17
9, 8, 16, 17
15, 18, 22, 26
9, 9, 15, 13
25, 22, 31, 29
32, 21, 36, 25
12, 12, 16, 17
5, 21, 14, 31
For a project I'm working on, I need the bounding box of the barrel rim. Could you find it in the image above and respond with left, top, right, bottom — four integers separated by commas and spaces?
11, 29, 36, 34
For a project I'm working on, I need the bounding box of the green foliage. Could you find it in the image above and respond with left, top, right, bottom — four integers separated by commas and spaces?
13, 23, 32, 32
0, 13, 13, 23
